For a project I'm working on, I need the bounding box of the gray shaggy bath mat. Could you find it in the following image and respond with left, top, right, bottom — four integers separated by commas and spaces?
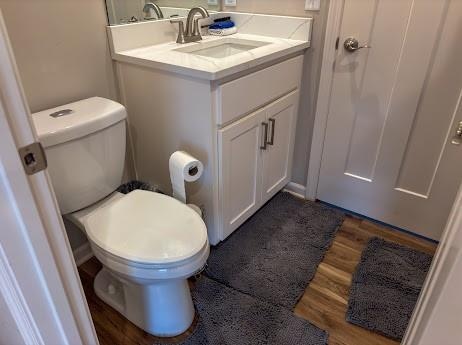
116, 180, 159, 194
158, 276, 328, 345
346, 237, 433, 339
205, 192, 344, 308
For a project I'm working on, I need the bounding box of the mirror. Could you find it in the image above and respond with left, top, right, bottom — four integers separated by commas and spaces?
106, 0, 221, 25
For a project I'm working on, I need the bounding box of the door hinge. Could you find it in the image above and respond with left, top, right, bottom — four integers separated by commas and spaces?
18, 142, 47, 175
451, 121, 462, 145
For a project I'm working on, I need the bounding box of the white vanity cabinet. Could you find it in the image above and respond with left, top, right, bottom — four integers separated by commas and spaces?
219, 90, 299, 239
116, 54, 304, 244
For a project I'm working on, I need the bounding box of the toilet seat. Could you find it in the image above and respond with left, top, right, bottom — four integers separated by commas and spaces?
91, 239, 209, 282
84, 190, 208, 267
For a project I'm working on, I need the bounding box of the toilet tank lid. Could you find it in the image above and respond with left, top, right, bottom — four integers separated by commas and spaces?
32, 97, 127, 148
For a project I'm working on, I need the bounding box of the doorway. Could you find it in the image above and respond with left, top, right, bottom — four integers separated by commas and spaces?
312, 0, 462, 241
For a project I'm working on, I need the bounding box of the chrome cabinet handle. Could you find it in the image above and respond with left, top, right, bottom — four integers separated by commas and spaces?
260, 122, 269, 150
344, 37, 371, 52
267, 119, 276, 146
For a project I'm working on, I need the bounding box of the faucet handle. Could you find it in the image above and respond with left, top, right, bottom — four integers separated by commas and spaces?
170, 17, 183, 24
170, 18, 186, 44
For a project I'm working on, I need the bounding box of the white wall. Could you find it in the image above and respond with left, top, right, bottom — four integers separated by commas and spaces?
0, 0, 118, 113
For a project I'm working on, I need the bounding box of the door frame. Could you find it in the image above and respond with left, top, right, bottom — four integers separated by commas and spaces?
305, 0, 344, 201
0, 10, 98, 345
403, 183, 462, 344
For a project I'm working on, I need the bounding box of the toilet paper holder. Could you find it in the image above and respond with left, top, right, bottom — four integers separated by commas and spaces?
169, 151, 204, 217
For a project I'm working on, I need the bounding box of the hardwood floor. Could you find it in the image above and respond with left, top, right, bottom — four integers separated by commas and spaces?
78, 214, 437, 345
294, 215, 437, 345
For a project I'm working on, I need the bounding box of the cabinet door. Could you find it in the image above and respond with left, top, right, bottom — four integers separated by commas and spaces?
219, 108, 266, 240
262, 91, 299, 204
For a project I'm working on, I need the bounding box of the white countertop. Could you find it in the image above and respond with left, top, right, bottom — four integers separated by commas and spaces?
112, 33, 309, 81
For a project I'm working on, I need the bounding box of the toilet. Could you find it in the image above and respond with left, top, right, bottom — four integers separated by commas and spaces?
32, 97, 209, 337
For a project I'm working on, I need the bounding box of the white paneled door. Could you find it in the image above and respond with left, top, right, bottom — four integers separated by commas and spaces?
318, 0, 462, 240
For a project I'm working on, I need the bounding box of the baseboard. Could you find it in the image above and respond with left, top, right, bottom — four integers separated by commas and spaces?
73, 242, 94, 266
284, 182, 306, 199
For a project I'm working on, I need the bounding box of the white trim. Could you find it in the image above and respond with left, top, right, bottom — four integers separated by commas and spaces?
0, 245, 42, 345
305, 0, 344, 200
284, 182, 306, 199
0, 84, 74, 345
402, 183, 462, 344
73, 243, 94, 267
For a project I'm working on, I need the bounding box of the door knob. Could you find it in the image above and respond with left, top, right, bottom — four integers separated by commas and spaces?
344, 37, 371, 52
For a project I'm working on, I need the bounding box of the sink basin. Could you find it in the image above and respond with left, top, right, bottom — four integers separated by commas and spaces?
174, 38, 270, 59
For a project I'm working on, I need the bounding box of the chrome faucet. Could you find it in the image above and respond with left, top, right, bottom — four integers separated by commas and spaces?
185, 7, 209, 39
143, 2, 164, 20
170, 7, 210, 44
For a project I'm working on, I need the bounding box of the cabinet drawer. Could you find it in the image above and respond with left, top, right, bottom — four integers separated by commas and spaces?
217, 55, 303, 126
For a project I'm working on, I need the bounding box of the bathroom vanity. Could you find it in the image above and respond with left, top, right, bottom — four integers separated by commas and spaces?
108, 12, 312, 244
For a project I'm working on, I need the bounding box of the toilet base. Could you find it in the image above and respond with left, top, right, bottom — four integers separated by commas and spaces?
94, 268, 195, 337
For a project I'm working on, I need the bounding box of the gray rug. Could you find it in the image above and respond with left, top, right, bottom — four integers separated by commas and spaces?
158, 276, 328, 345
346, 237, 433, 340
205, 192, 344, 308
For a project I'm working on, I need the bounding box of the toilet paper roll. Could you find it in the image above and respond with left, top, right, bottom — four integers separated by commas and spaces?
169, 151, 203, 204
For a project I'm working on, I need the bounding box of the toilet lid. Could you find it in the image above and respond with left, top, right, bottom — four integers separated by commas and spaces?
84, 190, 208, 265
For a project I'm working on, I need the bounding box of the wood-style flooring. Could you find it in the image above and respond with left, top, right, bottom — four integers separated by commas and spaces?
78, 214, 437, 345
294, 215, 436, 345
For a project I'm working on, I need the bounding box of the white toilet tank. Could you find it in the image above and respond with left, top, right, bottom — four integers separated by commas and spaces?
32, 97, 127, 214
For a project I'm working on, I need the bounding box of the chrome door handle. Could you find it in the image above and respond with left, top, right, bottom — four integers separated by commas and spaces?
344, 37, 371, 52
260, 122, 269, 150
267, 119, 276, 146
451, 121, 462, 145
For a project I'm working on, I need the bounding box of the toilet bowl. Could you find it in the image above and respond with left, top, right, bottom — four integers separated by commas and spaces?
31, 97, 209, 337
69, 190, 209, 336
